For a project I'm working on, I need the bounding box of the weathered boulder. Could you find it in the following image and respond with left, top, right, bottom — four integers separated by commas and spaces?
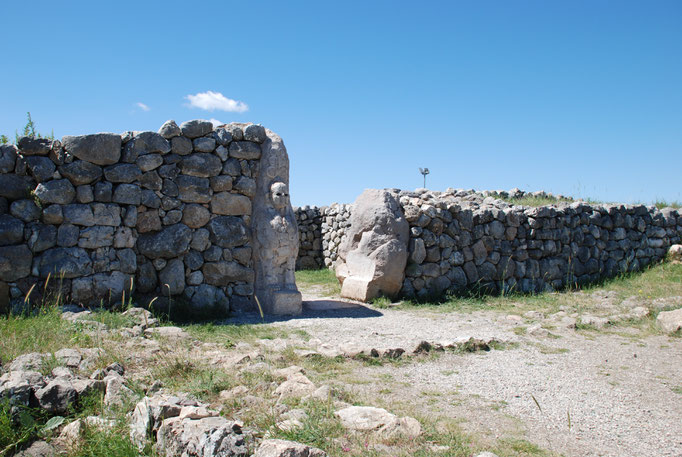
103, 376, 135, 408
0, 174, 33, 200
274, 373, 316, 399
180, 119, 214, 139
11, 199, 41, 222
137, 224, 192, 259
159, 259, 185, 295
182, 204, 210, 228
243, 124, 267, 143
211, 192, 251, 216
18, 136, 53, 156
34, 179, 76, 205
25, 156, 56, 182
207, 216, 249, 247
335, 189, 409, 301
192, 137, 217, 153
38, 247, 92, 278
0, 214, 25, 245
254, 439, 327, 457
156, 416, 248, 457
669, 245, 682, 263
202, 262, 254, 285
0, 370, 44, 406
158, 120, 181, 139
62, 133, 121, 165
177, 175, 211, 203
229, 141, 261, 159
657, 308, 682, 334
35, 378, 77, 414
180, 153, 222, 178
104, 163, 142, 183
0, 245, 32, 281
0, 144, 17, 173
336, 406, 421, 438
60, 160, 103, 185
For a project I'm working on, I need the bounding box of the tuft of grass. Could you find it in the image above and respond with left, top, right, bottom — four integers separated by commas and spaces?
653, 200, 681, 209
185, 322, 293, 346
295, 269, 341, 296
0, 307, 76, 365
271, 398, 345, 451
496, 195, 573, 207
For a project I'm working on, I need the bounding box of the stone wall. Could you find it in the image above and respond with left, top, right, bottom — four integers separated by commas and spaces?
294, 203, 350, 269
295, 189, 682, 299
0, 120, 278, 313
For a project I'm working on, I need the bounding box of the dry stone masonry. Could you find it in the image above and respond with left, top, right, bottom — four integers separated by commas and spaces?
0, 120, 301, 315
295, 189, 682, 301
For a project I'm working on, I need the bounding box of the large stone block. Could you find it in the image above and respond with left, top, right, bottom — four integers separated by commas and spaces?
229, 141, 261, 160
62, 133, 121, 165
34, 179, 76, 205
179, 120, 213, 139
137, 224, 192, 259
0, 175, 33, 200
60, 160, 103, 186
179, 153, 222, 177
210, 193, 251, 216
0, 245, 32, 281
38, 247, 92, 278
335, 189, 409, 302
177, 175, 211, 203
207, 216, 249, 247
0, 215, 24, 245
202, 261, 254, 285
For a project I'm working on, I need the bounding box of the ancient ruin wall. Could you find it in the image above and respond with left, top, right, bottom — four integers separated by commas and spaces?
0, 120, 293, 314
295, 190, 682, 299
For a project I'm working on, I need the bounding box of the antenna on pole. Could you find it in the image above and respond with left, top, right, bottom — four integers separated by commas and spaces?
419, 167, 430, 188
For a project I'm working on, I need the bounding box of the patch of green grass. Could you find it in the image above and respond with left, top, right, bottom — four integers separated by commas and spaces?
184, 322, 293, 347
0, 399, 51, 456
69, 423, 146, 457
0, 307, 81, 365
493, 438, 553, 456
271, 398, 345, 451
369, 296, 394, 308
653, 200, 681, 210
496, 195, 573, 207
295, 269, 341, 296
88, 311, 136, 330
395, 262, 682, 333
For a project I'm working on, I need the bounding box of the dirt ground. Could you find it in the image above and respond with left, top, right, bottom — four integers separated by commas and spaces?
229, 285, 682, 457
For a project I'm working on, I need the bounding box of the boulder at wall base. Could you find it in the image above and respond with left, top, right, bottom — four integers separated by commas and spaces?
0, 245, 32, 281
335, 189, 409, 302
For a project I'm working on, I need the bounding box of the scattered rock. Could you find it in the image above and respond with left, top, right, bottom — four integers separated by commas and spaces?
657, 308, 682, 334
336, 405, 421, 438
255, 439, 327, 457
157, 416, 247, 457
104, 376, 136, 409
35, 378, 77, 414
274, 373, 316, 399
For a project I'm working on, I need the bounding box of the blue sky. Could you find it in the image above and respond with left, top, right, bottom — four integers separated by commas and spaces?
1, 0, 680, 207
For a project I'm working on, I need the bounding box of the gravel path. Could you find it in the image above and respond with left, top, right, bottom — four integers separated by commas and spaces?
235, 290, 682, 457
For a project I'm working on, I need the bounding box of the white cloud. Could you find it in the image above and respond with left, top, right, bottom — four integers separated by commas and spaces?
185, 91, 248, 113
209, 118, 224, 127
136, 102, 150, 111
